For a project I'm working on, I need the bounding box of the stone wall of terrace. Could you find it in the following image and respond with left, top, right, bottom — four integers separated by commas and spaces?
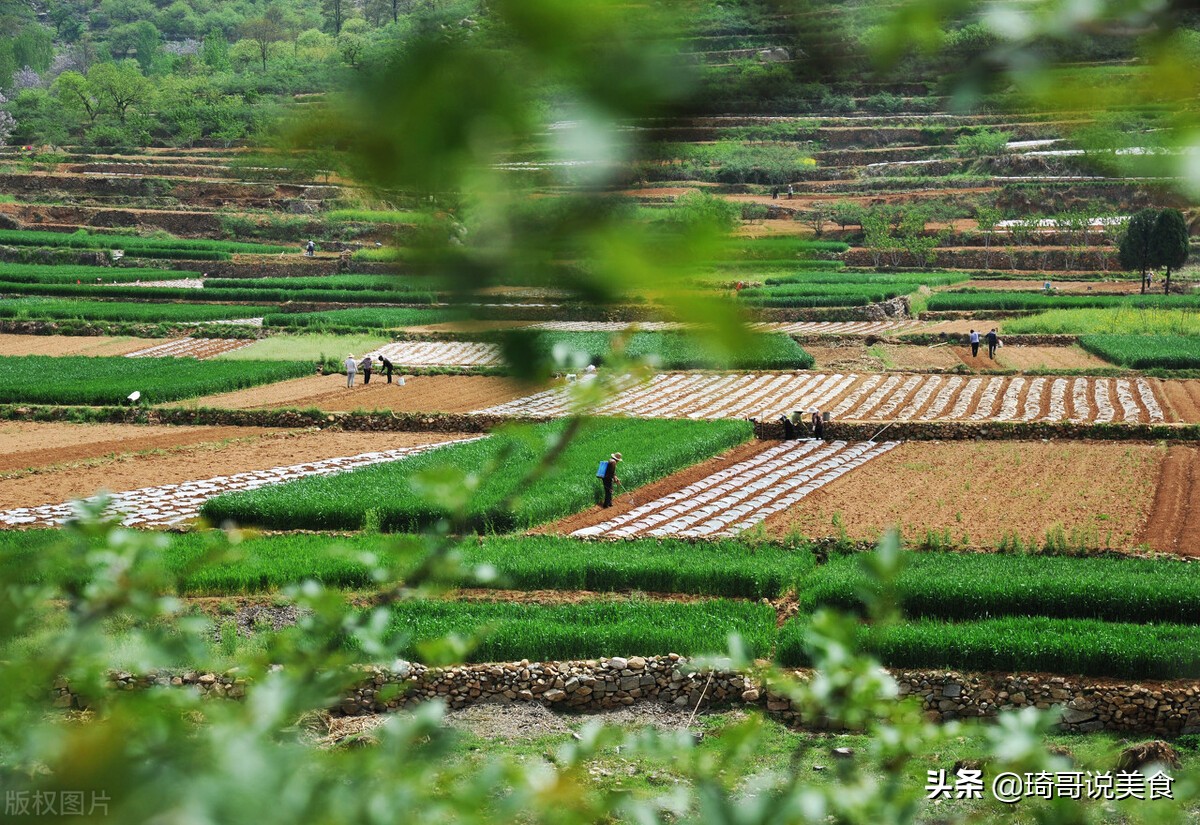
48, 659, 1200, 736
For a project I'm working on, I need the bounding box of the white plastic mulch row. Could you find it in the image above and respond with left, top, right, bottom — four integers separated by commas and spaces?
572, 438, 899, 539
372, 341, 502, 367
125, 337, 256, 359
525, 321, 686, 332
473, 373, 1166, 424
752, 320, 925, 336
0, 438, 478, 530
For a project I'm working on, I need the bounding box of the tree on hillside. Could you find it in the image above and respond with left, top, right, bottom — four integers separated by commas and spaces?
322, 0, 345, 34
1151, 207, 1190, 295
243, 14, 285, 72
830, 200, 863, 231
1119, 207, 1158, 292
52, 70, 102, 123
87, 60, 150, 123
975, 205, 1001, 270
0, 93, 15, 148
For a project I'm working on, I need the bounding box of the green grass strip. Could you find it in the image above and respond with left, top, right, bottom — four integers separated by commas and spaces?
1079, 335, 1200, 369
929, 292, 1200, 312
0, 355, 311, 405
201, 418, 752, 532
0, 228, 291, 255
379, 598, 777, 663
0, 531, 813, 599
1003, 308, 1200, 336
778, 615, 1200, 680
799, 551, 1200, 625
0, 298, 270, 323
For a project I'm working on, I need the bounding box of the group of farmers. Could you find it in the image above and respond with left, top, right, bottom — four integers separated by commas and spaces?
343, 353, 395, 387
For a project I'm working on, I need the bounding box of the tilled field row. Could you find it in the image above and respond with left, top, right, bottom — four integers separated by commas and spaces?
474, 373, 1166, 423
573, 439, 899, 539
0, 437, 475, 529
125, 337, 257, 359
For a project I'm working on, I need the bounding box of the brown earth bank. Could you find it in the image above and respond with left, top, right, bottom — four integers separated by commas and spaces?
0, 421, 277, 474
766, 440, 1163, 551
952, 345, 1114, 372
0, 429, 468, 510
536, 439, 771, 536
0, 333, 164, 357
805, 343, 964, 372
164, 374, 545, 414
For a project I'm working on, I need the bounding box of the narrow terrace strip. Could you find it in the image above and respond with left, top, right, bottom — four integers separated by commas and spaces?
751, 320, 926, 335
0, 438, 478, 529
474, 373, 1167, 423
125, 338, 257, 359
526, 321, 686, 331
373, 341, 502, 367
573, 438, 899, 539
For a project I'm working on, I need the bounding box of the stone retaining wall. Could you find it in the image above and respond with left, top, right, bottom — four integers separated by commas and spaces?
2, 404, 1198, 441
49, 660, 1200, 736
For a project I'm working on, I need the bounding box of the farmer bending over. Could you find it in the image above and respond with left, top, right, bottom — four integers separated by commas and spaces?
600, 452, 622, 508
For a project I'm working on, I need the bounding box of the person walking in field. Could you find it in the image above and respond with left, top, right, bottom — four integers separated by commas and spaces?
305, 240, 315, 257
787, 184, 794, 199
968, 329, 980, 358
344, 354, 358, 388
360, 355, 373, 385
379, 355, 394, 383
811, 409, 825, 439
986, 328, 999, 360
599, 452, 622, 508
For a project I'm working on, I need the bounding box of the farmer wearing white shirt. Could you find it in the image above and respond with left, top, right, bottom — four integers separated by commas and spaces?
344, 354, 358, 388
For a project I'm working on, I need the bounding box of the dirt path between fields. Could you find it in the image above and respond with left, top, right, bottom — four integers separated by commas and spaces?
535, 440, 772, 536
165, 374, 544, 413
1139, 445, 1200, 557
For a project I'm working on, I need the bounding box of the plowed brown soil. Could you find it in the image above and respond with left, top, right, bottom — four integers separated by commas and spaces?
0, 430, 468, 510
536, 439, 773, 536
0, 421, 276, 473
920, 319, 1006, 336
806, 344, 963, 372
1138, 446, 1200, 556
1158, 380, 1200, 423
0, 334, 160, 357
766, 440, 1163, 550
165, 374, 544, 413
952, 345, 1112, 371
